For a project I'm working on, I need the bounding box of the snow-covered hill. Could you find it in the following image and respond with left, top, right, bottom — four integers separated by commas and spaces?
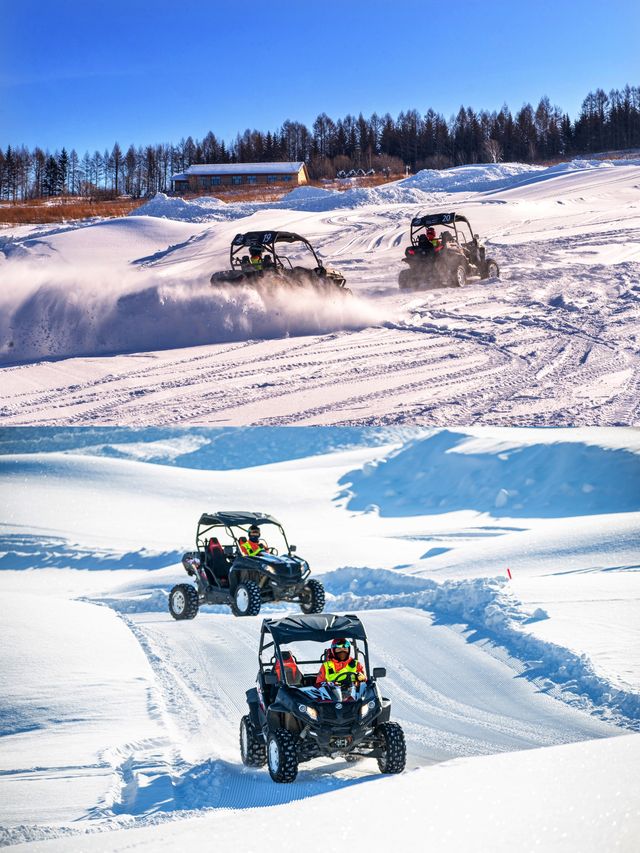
1, 427, 639, 849
1, 159, 639, 426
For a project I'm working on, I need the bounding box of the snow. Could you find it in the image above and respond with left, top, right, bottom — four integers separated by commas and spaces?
1, 428, 639, 849
10, 735, 640, 853
1, 158, 640, 425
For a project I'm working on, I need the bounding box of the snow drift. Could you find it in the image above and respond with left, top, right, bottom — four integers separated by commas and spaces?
338, 429, 640, 517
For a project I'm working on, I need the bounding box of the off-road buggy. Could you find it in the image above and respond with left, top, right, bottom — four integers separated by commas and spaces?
399, 212, 499, 290
240, 613, 406, 782
211, 230, 350, 294
169, 511, 325, 619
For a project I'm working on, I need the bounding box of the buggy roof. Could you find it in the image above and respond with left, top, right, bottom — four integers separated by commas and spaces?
411, 212, 469, 228
262, 613, 367, 645
198, 511, 282, 528
232, 231, 310, 248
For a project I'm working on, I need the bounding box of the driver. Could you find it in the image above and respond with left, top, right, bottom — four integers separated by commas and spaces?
249, 246, 263, 271
316, 638, 366, 686
239, 524, 266, 557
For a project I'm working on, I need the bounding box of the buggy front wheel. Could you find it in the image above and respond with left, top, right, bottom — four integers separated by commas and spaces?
482, 258, 500, 280
267, 729, 298, 783
231, 581, 261, 617
240, 714, 266, 767
452, 262, 467, 288
299, 579, 325, 614
376, 721, 406, 774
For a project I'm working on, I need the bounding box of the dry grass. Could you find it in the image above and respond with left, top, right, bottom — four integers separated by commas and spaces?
0, 173, 407, 225
0, 197, 146, 225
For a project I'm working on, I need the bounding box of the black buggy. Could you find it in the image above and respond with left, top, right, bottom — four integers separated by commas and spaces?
169, 511, 325, 619
399, 211, 500, 290
240, 613, 406, 783
211, 230, 350, 294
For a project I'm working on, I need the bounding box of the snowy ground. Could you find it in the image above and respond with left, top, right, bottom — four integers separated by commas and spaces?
1, 159, 640, 426
1, 427, 639, 850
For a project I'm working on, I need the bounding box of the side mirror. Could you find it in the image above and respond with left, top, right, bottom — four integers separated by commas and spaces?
264, 671, 278, 685
289, 545, 297, 553
373, 667, 386, 679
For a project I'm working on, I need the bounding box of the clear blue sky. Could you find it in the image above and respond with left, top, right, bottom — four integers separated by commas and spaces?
1, 0, 639, 154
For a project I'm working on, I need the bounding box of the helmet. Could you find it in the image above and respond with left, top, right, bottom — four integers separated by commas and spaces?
248, 525, 261, 543
249, 245, 262, 256
330, 638, 351, 660
426, 227, 436, 238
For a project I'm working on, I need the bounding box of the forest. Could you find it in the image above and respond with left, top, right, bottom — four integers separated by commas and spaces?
1, 85, 639, 201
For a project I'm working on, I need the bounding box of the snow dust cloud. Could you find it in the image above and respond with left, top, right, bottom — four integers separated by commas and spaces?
0, 262, 385, 364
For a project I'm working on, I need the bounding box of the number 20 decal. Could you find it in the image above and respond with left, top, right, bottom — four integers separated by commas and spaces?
442, 214, 451, 222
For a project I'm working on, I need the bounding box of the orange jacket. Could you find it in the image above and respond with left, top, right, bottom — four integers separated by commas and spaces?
316, 657, 365, 686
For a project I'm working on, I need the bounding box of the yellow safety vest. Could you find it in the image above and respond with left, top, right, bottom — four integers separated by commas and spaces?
324, 659, 359, 682
242, 540, 264, 557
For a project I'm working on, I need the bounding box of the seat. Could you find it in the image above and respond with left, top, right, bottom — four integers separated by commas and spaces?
275, 651, 303, 686
205, 537, 230, 584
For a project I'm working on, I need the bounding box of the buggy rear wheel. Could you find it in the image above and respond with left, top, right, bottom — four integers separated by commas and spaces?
398, 268, 418, 290
376, 721, 406, 774
231, 580, 261, 617
299, 579, 325, 614
267, 729, 298, 783
168, 584, 199, 620
240, 715, 266, 767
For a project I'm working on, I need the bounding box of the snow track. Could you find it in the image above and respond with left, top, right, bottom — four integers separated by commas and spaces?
94, 606, 617, 823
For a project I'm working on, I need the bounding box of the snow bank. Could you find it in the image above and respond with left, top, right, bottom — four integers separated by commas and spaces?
338, 429, 640, 517
134, 159, 640, 222
0, 263, 383, 364
321, 567, 640, 729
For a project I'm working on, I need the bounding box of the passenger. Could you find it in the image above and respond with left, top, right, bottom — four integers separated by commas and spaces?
426, 226, 442, 252
262, 253, 274, 270
316, 638, 366, 686
239, 525, 266, 557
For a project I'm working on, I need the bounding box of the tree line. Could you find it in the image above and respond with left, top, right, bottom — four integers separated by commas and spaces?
1, 84, 639, 202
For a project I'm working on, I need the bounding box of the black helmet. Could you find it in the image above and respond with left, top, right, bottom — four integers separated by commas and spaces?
249, 245, 262, 256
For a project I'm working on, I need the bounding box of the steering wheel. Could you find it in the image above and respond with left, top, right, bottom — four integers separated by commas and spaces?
267, 546, 278, 555
332, 670, 362, 686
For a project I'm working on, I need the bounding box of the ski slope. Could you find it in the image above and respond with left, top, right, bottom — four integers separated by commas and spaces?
1, 159, 640, 426
1, 427, 639, 849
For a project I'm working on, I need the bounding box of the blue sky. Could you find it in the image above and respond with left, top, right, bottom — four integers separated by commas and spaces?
1, 0, 639, 153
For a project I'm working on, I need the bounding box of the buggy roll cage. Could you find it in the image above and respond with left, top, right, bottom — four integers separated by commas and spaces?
195, 511, 293, 555
229, 231, 323, 272
410, 212, 475, 246
257, 614, 372, 685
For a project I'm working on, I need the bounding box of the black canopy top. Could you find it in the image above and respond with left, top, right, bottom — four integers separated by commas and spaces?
198, 511, 282, 528
232, 231, 308, 248
411, 212, 468, 228
262, 613, 367, 645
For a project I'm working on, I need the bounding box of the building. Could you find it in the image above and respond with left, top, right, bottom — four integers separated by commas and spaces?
171, 162, 309, 193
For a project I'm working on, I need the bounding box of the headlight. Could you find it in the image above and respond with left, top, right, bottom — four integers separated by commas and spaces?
360, 701, 376, 720
298, 704, 318, 720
